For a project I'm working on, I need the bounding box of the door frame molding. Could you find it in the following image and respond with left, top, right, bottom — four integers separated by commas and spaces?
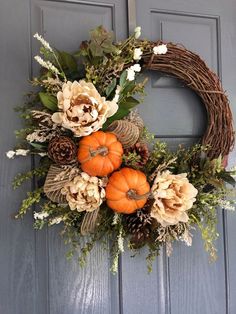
127, 0, 136, 34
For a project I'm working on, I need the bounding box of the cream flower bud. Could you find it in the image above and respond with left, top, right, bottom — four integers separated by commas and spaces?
126, 64, 142, 81
133, 48, 143, 61
34, 211, 49, 220
15, 149, 30, 156
50, 217, 63, 225
126, 67, 135, 81
153, 44, 168, 55
132, 63, 141, 72
6, 150, 15, 159
134, 26, 141, 39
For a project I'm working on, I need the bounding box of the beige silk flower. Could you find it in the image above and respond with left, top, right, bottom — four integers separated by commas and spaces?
61, 172, 106, 212
52, 80, 118, 137
150, 171, 198, 227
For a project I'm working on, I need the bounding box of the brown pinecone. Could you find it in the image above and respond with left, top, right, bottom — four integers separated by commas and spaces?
48, 136, 77, 165
125, 142, 150, 167
125, 201, 154, 247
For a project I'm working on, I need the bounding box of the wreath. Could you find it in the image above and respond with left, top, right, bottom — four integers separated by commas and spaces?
8, 26, 236, 272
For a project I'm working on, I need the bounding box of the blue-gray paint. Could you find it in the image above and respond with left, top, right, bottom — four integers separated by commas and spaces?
0, 0, 235, 313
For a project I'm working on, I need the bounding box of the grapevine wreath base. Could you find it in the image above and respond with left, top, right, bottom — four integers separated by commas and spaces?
8, 26, 236, 272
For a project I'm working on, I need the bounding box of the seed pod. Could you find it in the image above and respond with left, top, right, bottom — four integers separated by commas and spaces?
107, 120, 140, 149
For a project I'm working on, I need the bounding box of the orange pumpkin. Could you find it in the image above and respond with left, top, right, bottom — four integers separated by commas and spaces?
77, 131, 123, 177
106, 167, 150, 214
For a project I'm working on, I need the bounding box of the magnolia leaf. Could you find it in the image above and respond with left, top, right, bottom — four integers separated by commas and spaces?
121, 81, 136, 95
29, 142, 47, 150
219, 172, 236, 187
105, 78, 117, 97
39, 92, 58, 111
119, 96, 139, 109
119, 70, 127, 87
207, 178, 223, 189
103, 107, 130, 129
59, 51, 77, 71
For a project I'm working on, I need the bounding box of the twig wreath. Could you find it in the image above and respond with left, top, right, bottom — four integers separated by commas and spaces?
8, 26, 236, 272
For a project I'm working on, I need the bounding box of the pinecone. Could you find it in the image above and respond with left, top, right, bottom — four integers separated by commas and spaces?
48, 136, 77, 165
125, 142, 150, 167
125, 201, 154, 247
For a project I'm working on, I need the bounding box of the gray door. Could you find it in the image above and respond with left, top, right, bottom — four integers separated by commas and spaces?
1, 0, 235, 313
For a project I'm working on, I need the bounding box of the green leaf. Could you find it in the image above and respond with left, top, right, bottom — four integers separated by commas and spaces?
103, 107, 130, 129
219, 172, 236, 187
119, 70, 127, 87
29, 142, 47, 150
88, 43, 104, 57
39, 92, 58, 111
105, 78, 117, 97
88, 26, 118, 57
119, 96, 139, 109
59, 51, 77, 71
15, 188, 43, 219
121, 81, 135, 95
207, 178, 223, 189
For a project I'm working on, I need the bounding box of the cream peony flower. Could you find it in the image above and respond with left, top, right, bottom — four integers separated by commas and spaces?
61, 172, 106, 212
150, 171, 198, 227
52, 80, 118, 137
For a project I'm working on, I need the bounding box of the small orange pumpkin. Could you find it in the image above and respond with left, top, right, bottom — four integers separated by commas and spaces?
106, 167, 150, 214
77, 131, 123, 177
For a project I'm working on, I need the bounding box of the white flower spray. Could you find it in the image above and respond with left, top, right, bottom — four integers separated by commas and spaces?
6, 149, 30, 159
117, 227, 124, 253
218, 199, 235, 211
34, 55, 60, 76
112, 212, 120, 225
33, 33, 53, 52
34, 211, 49, 220
49, 216, 63, 225
33, 33, 66, 80
110, 213, 125, 273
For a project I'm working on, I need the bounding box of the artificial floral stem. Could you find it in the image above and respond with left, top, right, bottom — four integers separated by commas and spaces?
52, 50, 67, 81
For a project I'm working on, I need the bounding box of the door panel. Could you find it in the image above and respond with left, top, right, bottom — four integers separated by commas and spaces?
0, 0, 236, 313
0, 1, 36, 313
121, 1, 236, 314
30, 1, 127, 313
0, 1, 127, 314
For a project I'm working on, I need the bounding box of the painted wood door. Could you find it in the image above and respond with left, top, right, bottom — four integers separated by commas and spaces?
0, 0, 235, 313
